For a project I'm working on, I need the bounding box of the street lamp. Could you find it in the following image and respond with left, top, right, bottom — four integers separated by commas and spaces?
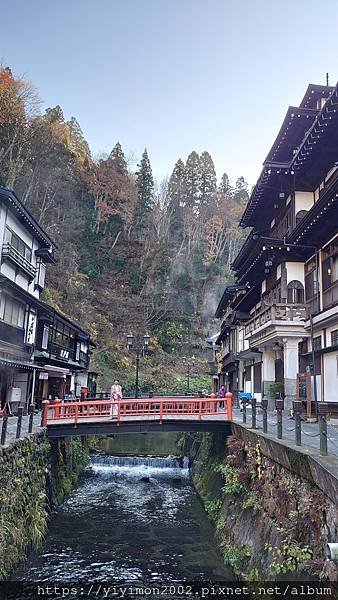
127, 332, 150, 398
182, 355, 195, 394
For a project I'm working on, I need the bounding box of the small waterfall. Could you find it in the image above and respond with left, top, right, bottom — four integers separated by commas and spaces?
87, 455, 189, 478
90, 455, 188, 469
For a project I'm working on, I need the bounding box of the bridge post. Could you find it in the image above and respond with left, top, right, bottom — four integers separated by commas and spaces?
251, 397, 257, 429
28, 404, 34, 433
16, 407, 23, 439
1, 416, 8, 445
41, 399, 49, 427
225, 392, 233, 421
293, 400, 302, 446
54, 398, 61, 419
160, 400, 163, 424
198, 399, 202, 420
261, 396, 268, 433
275, 398, 284, 439
318, 402, 329, 456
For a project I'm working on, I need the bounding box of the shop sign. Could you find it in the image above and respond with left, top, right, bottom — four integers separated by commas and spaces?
39, 372, 49, 380
25, 312, 37, 345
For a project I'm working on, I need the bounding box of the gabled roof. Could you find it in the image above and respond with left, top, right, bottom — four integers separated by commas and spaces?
264, 106, 318, 165
0, 187, 57, 250
299, 83, 334, 109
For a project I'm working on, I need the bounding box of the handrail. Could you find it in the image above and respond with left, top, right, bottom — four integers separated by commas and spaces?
44, 396, 233, 428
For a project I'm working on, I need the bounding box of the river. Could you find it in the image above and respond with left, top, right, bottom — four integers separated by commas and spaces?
19, 455, 231, 583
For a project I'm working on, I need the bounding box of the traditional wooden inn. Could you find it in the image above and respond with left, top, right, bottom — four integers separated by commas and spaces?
215, 83, 338, 410
0, 186, 92, 413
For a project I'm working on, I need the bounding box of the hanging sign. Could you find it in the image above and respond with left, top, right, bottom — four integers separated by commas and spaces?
25, 312, 37, 345
39, 372, 49, 380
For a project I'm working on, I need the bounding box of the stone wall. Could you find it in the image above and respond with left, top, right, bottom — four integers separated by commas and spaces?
191, 430, 338, 582
0, 432, 88, 579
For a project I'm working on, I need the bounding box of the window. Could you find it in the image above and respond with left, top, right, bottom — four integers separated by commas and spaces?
295, 210, 308, 225
287, 280, 304, 304
322, 238, 338, 290
313, 336, 322, 351
51, 320, 76, 349
0, 293, 25, 328
331, 330, 338, 346
42, 325, 49, 350
305, 260, 318, 300
5, 227, 32, 261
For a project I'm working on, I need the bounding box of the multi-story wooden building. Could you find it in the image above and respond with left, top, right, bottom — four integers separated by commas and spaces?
0, 186, 92, 412
216, 83, 338, 410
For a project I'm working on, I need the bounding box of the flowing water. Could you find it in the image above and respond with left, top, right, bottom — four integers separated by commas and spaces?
19, 455, 231, 583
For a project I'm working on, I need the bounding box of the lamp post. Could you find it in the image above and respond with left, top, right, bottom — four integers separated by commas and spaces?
182, 355, 195, 394
127, 332, 150, 399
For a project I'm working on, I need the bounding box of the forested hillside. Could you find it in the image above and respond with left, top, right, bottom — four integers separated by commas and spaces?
0, 66, 248, 393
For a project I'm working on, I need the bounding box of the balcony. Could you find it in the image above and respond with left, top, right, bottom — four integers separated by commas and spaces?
1, 243, 36, 280
221, 344, 230, 359
245, 303, 306, 340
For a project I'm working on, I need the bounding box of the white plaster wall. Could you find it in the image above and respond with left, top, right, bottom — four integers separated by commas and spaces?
262, 280, 266, 294
0, 205, 7, 253
323, 354, 337, 402
6, 212, 34, 247
295, 191, 313, 215
285, 262, 305, 285
276, 265, 282, 279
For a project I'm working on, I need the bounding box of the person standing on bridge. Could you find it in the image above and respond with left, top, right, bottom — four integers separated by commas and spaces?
110, 379, 122, 418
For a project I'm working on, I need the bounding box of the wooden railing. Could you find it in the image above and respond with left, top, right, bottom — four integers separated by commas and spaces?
1, 242, 36, 280
43, 395, 233, 428
323, 280, 338, 311
245, 303, 306, 337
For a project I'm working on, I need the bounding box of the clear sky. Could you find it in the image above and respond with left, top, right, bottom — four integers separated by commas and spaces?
2, 0, 338, 187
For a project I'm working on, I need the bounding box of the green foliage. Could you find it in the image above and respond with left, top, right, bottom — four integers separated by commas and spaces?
270, 538, 313, 575
214, 463, 243, 495
205, 498, 223, 523
269, 382, 284, 399
242, 491, 263, 513
221, 541, 251, 574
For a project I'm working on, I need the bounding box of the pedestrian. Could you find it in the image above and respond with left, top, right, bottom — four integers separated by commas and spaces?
219, 385, 225, 410
110, 379, 122, 418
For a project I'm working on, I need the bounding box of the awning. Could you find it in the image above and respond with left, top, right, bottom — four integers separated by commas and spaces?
0, 357, 43, 371
238, 348, 262, 360
42, 364, 70, 376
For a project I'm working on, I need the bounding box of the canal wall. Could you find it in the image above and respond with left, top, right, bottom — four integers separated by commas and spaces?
0, 431, 88, 579
190, 428, 338, 582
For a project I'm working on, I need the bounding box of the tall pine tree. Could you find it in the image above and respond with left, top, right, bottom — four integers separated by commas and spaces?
184, 151, 201, 213
200, 151, 217, 213
167, 158, 185, 240
233, 176, 249, 204
110, 141, 128, 176
134, 148, 154, 231
219, 172, 233, 197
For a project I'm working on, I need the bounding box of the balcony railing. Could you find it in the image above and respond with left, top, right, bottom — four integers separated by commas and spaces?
1, 243, 36, 280
245, 303, 306, 337
221, 344, 230, 359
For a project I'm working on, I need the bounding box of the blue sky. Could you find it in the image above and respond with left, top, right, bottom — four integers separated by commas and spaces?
2, 0, 338, 186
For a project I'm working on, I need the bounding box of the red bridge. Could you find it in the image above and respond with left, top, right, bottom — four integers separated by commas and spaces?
44, 395, 233, 438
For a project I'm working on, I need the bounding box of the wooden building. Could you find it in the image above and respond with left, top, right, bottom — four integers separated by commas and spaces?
216, 83, 338, 410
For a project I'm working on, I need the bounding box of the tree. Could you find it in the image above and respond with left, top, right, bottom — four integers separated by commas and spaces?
219, 171, 233, 197
134, 148, 154, 231
200, 151, 217, 213
167, 158, 185, 240
184, 151, 201, 212
109, 141, 128, 176
233, 176, 249, 204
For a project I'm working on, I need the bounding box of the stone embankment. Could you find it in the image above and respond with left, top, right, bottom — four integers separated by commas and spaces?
0, 429, 88, 579
190, 427, 338, 582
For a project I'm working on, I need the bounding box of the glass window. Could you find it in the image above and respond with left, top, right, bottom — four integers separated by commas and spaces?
5, 227, 32, 262
36, 261, 46, 288
331, 330, 338, 346
313, 336, 322, 351
0, 294, 25, 328
287, 280, 304, 304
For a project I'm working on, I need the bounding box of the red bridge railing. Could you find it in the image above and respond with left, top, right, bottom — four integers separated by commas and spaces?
42, 394, 233, 428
